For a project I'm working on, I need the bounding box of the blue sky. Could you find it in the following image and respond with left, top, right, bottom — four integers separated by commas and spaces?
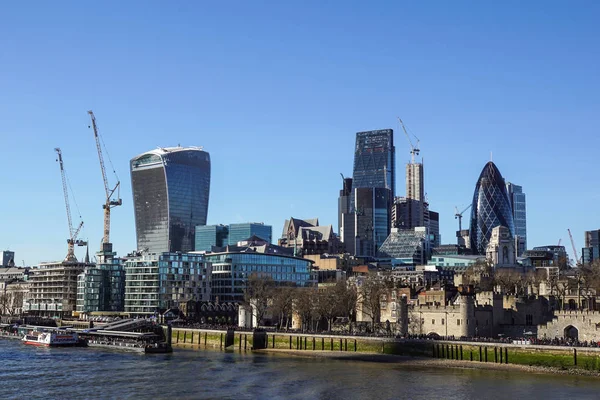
1, 1, 599, 265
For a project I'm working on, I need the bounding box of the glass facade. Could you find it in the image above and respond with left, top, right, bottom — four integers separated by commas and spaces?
347, 129, 394, 258
352, 129, 395, 198
195, 225, 229, 252
77, 259, 125, 313
203, 252, 315, 302
583, 230, 600, 264
228, 223, 272, 245
469, 162, 515, 255
130, 147, 210, 253
353, 187, 391, 257
124, 252, 211, 316
378, 228, 428, 265
506, 182, 527, 254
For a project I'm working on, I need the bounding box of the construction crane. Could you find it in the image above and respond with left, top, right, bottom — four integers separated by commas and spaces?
567, 228, 581, 267
557, 238, 562, 247
397, 117, 420, 164
88, 111, 122, 250
55, 148, 87, 262
454, 204, 472, 232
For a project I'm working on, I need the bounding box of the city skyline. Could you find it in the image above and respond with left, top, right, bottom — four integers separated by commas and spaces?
1, 2, 600, 265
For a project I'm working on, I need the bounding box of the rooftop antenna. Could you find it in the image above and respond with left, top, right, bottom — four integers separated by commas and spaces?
490, 151, 493, 162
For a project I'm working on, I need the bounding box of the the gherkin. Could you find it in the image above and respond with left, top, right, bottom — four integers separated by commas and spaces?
469, 161, 515, 255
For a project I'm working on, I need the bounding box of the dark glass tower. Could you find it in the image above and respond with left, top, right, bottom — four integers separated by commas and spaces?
506, 182, 527, 255
352, 129, 395, 197
130, 147, 211, 253
469, 162, 515, 255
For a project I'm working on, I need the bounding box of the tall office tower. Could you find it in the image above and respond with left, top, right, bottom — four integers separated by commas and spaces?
406, 162, 425, 227
391, 196, 409, 229
353, 187, 392, 258
428, 211, 440, 248
348, 129, 394, 257
506, 182, 527, 255
1, 251, 15, 267
469, 162, 515, 255
583, 229, 600, 264
228, 223, 272, 245
130, 146, 210, 253
338, 177, 353, 241
352, 129, 395, 199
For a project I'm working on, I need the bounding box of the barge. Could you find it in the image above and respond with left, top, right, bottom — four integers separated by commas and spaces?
79, 330, 172, 353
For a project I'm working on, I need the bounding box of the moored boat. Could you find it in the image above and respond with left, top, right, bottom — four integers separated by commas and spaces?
22, 330, 80, 347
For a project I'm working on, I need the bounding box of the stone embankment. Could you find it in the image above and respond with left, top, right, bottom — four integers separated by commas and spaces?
168, 327, 600, 375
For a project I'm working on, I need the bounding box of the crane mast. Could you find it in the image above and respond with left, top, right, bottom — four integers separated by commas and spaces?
55, 148, 86, 262
454, 203, 472, 232
568, 228, 580, 267
88, 111, 122, 250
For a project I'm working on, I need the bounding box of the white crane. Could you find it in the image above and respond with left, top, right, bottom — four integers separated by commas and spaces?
454, 204, 472, 232
88, 111, 122, 251
397, 117, 420, 164
55, 148, 87, 262
568, 228, 581, 267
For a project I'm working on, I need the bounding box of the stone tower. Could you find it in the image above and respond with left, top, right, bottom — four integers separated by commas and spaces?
397, 295, 409, 337
458, 285, 476, 338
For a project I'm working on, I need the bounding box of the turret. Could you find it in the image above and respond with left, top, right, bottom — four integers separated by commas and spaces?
458, 285, 476, 338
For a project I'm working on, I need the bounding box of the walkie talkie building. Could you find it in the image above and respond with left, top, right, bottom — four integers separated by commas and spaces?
130, 146, 210, 253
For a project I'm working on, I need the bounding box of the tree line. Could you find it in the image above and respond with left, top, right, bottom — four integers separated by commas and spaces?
244, 273, 394, 331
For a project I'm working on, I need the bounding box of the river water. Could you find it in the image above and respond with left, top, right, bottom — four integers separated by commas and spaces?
2, 339, 600, 399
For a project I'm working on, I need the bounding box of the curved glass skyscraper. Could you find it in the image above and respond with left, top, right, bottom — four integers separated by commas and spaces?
469, 161, 515, 255
130, 147, 210, 253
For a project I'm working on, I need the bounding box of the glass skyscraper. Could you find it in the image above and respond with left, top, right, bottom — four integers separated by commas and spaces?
469, 162, 515, 255
342, 129, 394, 258
354, 187, 391, 257
583, 230, 600, 265
506, 182, 527, 255
130, 147, 210, 253
352, 129, 395, 198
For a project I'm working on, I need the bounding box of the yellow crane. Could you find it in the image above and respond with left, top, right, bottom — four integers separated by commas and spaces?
88, 111, 122, 254
55, 148, 87, 262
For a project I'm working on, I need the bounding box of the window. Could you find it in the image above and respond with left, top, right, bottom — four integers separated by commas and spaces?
457, 319, 461, 326
526, 314, 533, 325
441, 318, 445, 325
432, 319, 435, 325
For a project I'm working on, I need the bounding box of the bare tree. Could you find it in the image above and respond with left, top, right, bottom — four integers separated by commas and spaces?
333, 280, 357, 332
494, 268, 521, 295
0, 291, 9, 316
270, 286, 294, 329
314, 286, 338, 332
575, 260, 600, 310
244, 273, 274, 327
359, 273, 389, 330
463, 259, 494, 291
408, 305, 423, 336
293, 288, 316, 332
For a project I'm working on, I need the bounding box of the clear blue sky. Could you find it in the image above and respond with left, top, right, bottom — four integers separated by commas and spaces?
1, 1, 599, 265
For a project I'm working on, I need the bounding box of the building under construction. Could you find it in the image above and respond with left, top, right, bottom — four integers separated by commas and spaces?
24, 260, 93, 318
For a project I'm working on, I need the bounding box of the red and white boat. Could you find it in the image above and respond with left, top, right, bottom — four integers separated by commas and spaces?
22, 330, 80, 347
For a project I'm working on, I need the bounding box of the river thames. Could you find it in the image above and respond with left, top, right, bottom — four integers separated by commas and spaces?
1, 339, 600, 399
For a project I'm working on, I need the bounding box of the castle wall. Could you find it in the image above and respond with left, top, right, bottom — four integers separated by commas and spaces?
538, 310, 600, 342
